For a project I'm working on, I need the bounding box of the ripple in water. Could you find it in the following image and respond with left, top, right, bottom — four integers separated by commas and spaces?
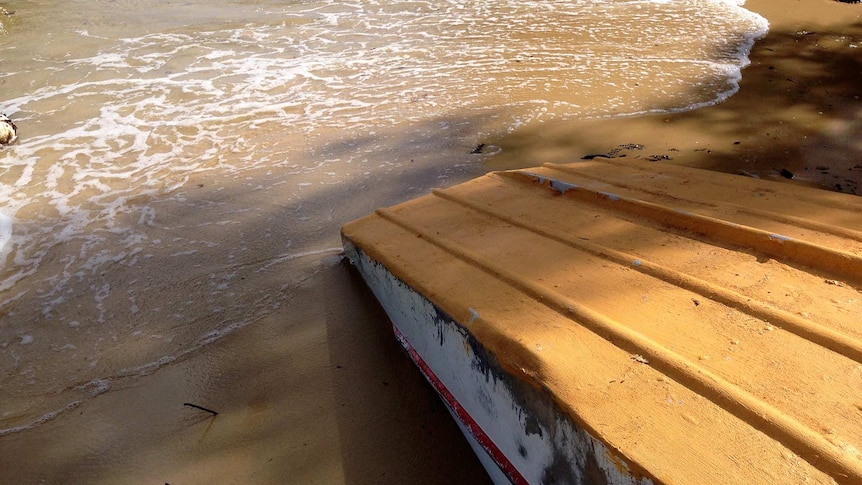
0, 0, 766, 432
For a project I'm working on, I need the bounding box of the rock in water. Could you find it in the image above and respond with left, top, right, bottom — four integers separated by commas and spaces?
0, 113, 18, 146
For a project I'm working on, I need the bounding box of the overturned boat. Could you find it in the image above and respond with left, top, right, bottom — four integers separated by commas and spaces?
342, 158, 862, 484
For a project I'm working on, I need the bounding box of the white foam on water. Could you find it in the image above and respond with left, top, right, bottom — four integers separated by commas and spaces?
0, 0, 768, 432
0, 212, 11, 257
0, 401, 83, 438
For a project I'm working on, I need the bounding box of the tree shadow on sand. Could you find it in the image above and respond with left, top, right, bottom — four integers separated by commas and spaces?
1, 18, 860, 485
488, 22, 862, 197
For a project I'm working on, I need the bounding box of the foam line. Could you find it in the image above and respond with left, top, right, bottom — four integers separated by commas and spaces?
0, 212, 11, 256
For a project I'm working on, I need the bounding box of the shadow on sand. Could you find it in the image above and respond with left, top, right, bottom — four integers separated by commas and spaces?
0, 18, 859, 485
488, 22, 862, 196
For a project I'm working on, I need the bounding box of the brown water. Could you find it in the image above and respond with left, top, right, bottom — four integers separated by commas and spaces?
0, 0, 766, 453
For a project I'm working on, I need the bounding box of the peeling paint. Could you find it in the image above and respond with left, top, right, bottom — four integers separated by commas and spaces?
521, 171, 579, 194
550, 180, 579, 194
343, 240, 655, 485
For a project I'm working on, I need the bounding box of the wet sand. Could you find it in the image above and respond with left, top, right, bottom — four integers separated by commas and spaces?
1, 1, 860, 483
488, 0, 862, 196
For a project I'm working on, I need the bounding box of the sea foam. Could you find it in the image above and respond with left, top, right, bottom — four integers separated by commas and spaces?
0, 0, 768, 432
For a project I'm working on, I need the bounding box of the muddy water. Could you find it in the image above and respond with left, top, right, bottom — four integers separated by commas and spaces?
0, 0, 765, 445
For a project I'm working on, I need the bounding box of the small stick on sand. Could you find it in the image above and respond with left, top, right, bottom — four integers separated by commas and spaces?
183, 402, 218, 416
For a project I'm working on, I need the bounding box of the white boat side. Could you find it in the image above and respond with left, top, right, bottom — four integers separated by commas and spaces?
343, 240, 652, 485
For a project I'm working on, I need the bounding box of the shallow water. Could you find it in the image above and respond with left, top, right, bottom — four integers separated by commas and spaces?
0, 0, 766, 434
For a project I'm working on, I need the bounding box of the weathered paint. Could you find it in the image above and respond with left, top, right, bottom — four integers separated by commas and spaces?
342, 158, 862, 484
344, 241, 651, 485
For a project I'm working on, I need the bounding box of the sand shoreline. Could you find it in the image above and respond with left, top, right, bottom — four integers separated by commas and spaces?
489, 0, 862, 197
0, 1, 860, 483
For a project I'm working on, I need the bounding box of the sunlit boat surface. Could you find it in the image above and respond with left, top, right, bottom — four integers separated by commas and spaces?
341, 158, 862, 485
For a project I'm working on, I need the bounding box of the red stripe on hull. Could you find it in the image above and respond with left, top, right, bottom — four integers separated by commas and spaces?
392, 324, 529, 485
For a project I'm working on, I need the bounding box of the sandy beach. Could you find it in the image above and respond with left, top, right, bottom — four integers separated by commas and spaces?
488, 0, 862, 197
0, 0, 859, 483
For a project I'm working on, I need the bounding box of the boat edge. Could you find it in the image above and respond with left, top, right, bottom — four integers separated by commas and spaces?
342, 235, 656, 485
